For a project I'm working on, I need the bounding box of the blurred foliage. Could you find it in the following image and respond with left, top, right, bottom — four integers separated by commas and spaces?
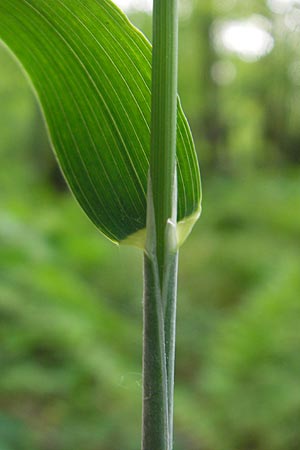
1, 0, 300, 449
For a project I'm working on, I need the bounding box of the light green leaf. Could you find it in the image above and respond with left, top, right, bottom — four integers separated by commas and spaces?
0, 0, 201, 246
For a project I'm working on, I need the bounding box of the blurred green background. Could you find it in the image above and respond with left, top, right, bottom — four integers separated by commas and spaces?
1, 0, 300, 449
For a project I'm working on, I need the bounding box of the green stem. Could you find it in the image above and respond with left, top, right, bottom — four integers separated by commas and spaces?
163, 252, 178, 444
142, 250, 178, 450
149, 0, 179, 282
142, 0, 179, 449
142, 253, 170, 450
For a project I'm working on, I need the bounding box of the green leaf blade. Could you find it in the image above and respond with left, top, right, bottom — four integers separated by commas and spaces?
0, 0, 201, 246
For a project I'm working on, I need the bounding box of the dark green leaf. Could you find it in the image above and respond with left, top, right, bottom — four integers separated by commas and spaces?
0, 0, 201, 246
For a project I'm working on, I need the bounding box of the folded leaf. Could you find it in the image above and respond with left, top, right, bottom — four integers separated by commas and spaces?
0, 0, 201, 246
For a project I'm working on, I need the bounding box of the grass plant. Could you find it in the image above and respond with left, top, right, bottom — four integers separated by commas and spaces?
0, 1, 201, 448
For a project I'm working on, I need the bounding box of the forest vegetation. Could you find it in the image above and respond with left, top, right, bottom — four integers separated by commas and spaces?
1, 0, 300, 449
